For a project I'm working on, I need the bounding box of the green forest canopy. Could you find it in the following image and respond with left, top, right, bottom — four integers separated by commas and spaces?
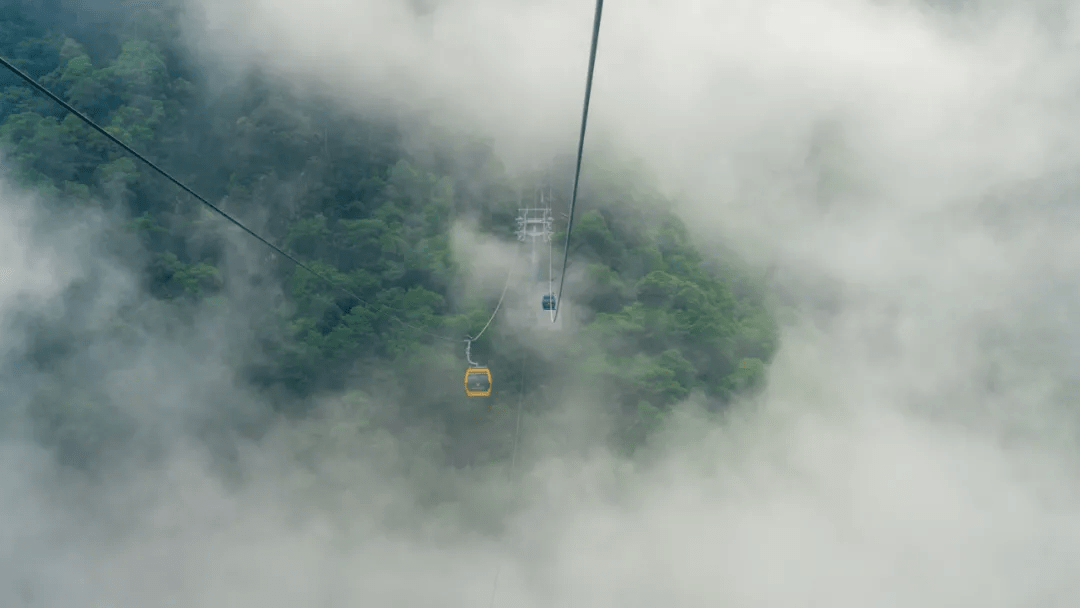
0, 1, 778, 463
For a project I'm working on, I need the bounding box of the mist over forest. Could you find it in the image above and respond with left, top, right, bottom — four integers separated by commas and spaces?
4, 0, 1080, 606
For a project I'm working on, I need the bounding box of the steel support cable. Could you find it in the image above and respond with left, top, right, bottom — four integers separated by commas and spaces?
467, 242, 520, 345
0, 54, 477, 344
552, 0, 604, 323
543, 185, 554, 323
541, 183, 554, 323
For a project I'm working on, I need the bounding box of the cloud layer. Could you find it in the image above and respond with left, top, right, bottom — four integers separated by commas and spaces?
6, 0, 1080, 605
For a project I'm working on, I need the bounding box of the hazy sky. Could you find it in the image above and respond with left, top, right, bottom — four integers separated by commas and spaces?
6, 0, 1080, 606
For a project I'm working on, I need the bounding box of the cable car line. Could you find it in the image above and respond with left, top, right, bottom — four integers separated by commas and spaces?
461, 244, 518, 398
548, 206, 555, 322
467, 243, 520, 343
0, 52, 467, 345
539, 183, 556, 321
551, 0, 604, 323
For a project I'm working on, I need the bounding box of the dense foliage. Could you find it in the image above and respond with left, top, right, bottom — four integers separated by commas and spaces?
0, 1, 778, 464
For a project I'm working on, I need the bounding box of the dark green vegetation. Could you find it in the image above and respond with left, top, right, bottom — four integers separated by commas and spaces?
0, 1, 777, 466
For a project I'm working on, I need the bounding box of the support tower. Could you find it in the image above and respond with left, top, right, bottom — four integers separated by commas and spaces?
515, 183, 561, 329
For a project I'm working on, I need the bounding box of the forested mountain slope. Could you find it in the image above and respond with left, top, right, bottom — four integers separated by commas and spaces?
0, 0, 777, 464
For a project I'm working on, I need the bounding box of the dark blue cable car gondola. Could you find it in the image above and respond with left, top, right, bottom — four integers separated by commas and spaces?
542, 294, 557, 311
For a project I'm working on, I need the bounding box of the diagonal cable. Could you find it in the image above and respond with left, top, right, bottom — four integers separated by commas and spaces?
552, 0, 604, 323
0, 53, 457, 342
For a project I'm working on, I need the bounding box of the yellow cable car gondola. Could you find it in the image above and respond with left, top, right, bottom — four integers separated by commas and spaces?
465, 367, 492, 397
463, 339, 492, 397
